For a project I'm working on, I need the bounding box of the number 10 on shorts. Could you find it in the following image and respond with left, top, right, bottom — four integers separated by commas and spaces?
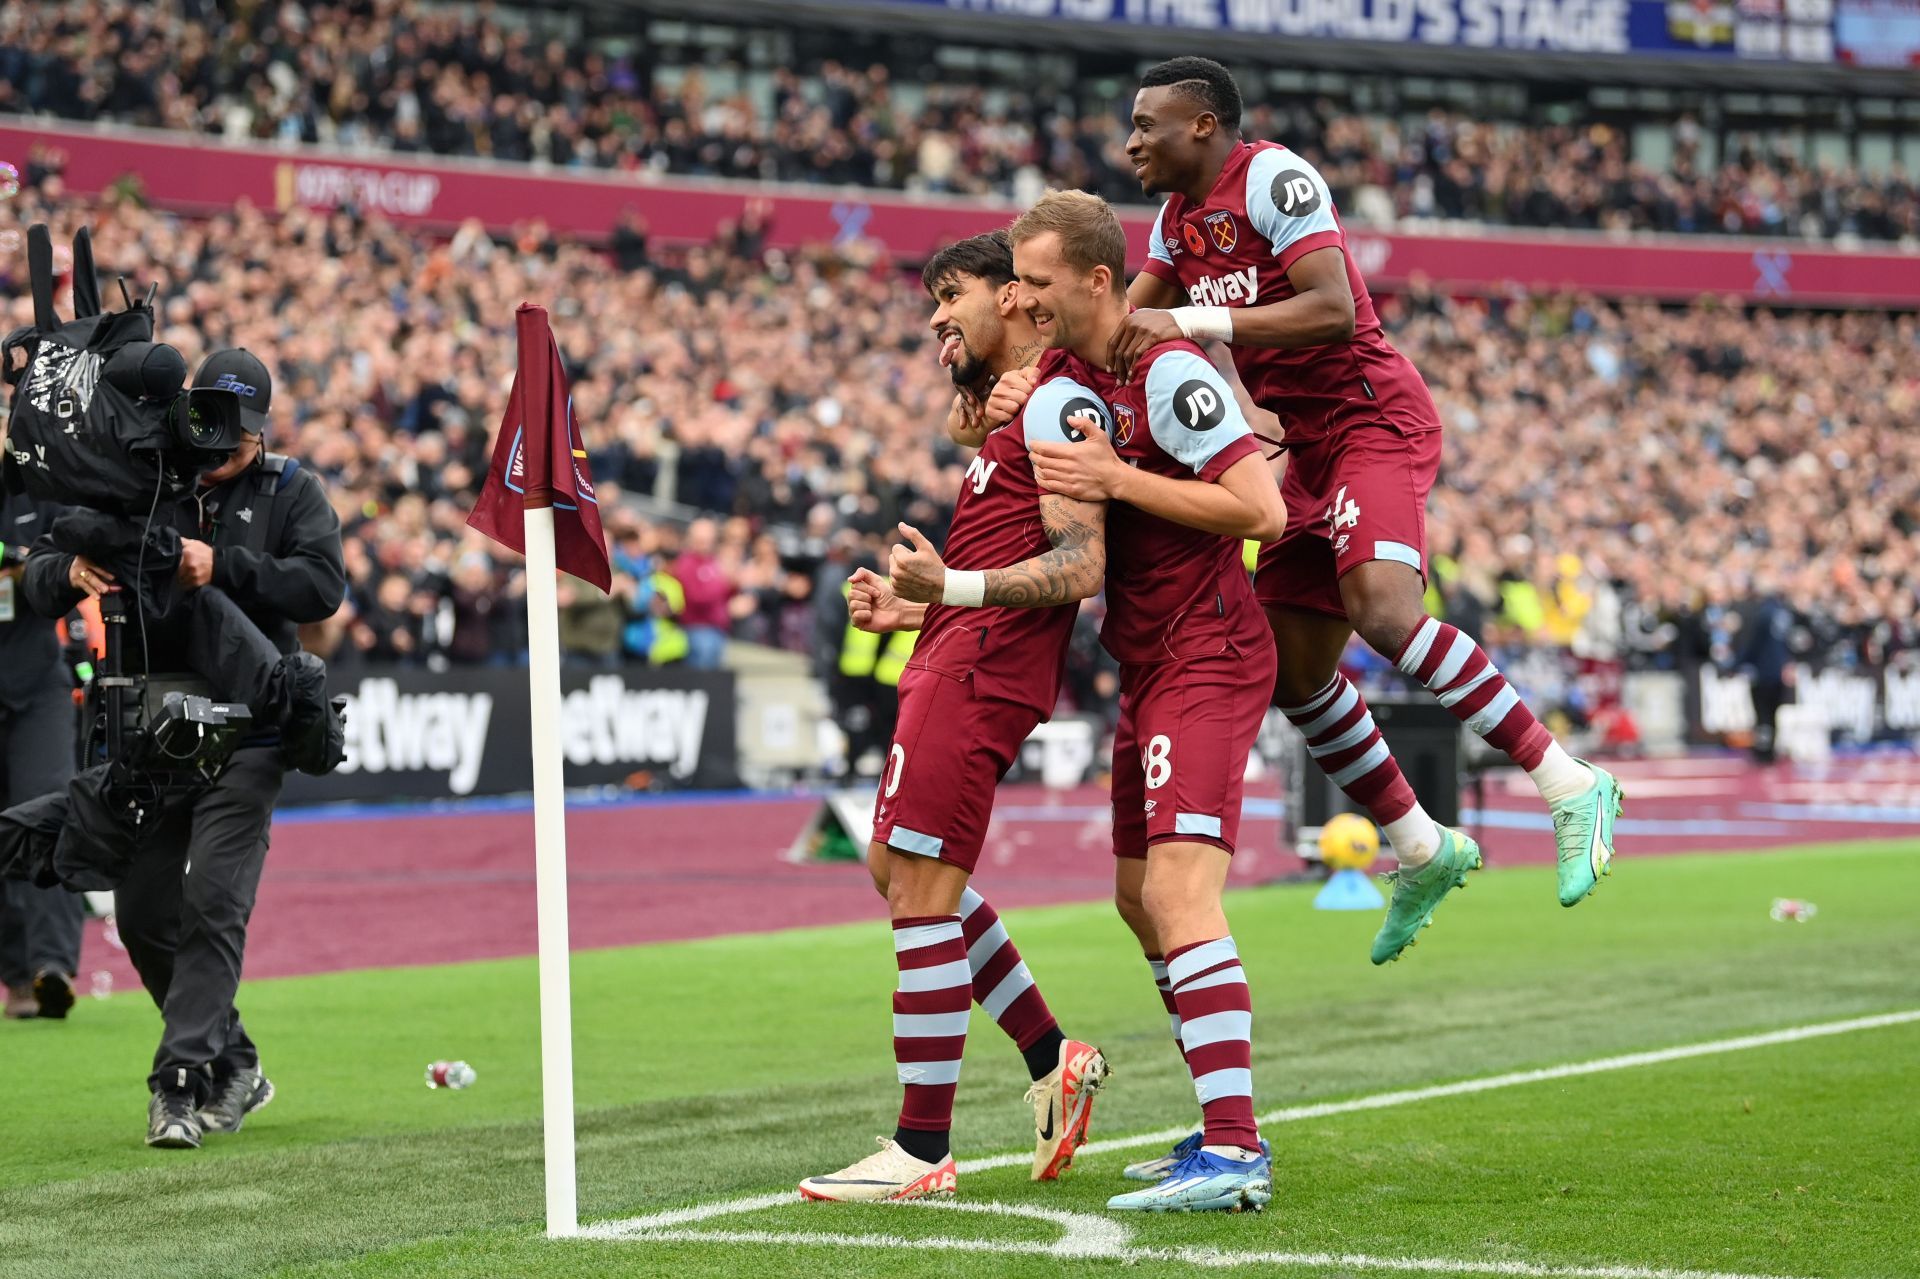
1142, 734, 1172, 790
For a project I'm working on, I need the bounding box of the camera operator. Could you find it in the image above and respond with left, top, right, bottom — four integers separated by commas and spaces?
0, 457, 82, 1022
25, 350, 345, 1149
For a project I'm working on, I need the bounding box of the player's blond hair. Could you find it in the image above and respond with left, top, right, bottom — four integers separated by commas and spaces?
1008, 190, 1128, 283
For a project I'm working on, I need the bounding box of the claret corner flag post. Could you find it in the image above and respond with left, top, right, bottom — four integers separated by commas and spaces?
467, 303, 609, 1238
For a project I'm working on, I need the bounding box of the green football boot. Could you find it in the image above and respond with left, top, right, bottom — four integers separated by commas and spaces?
1369, 827, 1482, 965
1551, 762, 1624, 906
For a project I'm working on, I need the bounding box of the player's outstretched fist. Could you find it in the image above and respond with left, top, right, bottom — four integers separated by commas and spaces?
888, 523, 949, 605
848, 566, 920, 634
986, 366, 1039, 427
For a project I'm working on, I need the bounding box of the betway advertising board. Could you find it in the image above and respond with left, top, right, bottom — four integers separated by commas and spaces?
281, 665, 737, 804
10, 122, 1920, 306
1690, 662, 1920, 742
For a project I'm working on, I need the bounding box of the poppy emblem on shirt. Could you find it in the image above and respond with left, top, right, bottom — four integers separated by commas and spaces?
1111, 402, 1136, 447
1205, 210, 1238, 253
1182, 221, 1207, 256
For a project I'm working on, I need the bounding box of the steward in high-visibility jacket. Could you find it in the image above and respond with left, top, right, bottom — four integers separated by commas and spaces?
649, 569, 688, 665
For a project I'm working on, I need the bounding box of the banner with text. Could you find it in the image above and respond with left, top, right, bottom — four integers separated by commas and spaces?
855, 0, 1835, 60
6, 123, 1919, 306
1688, 662, 1920, 743
280, 664, 738, 804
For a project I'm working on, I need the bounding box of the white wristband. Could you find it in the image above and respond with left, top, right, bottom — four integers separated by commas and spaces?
941, 569, 986, 608
1169, 305, 1234, 344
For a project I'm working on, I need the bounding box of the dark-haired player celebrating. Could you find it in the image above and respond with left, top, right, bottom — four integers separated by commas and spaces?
895, 191, 1288, 1214
798, 232, 1111, 1204
1095, 56, 1623, 966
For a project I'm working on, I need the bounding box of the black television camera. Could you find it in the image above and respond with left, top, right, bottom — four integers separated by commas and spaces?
87, 593, 254, 794
1, 223, 264, 792
0, 228, 304, 890
0, 586, 266, 892
3, 225, 248, 506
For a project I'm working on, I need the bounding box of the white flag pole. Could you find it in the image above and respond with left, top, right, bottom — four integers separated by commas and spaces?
521, 501, 579, 1238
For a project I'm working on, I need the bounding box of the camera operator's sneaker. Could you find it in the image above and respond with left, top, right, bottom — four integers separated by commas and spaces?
31, 969, 76, 1020
199, 1068, 275, 1135
147, 1074, 205, 1150
798, 1137, 958, 1202
1026, 1039, 1109, 1181
3, 984, 37, 1019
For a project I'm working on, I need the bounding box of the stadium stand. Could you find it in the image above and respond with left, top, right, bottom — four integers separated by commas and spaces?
2, 0, 1917, 241
2, 164, 1910, 704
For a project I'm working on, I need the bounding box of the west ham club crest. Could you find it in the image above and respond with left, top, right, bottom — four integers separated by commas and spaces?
1204, 210, 1237, 253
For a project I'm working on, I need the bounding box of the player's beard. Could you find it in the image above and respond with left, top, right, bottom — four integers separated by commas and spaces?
947, 315, 1001, 392
949, 342, 992, 392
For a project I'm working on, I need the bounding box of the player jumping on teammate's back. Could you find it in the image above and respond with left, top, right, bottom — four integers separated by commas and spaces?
907, 192, 1286, 1213
798, 234, 1108, 1205
1107, 56, 1622, 962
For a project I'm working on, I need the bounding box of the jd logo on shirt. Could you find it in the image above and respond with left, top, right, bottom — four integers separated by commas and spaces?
1173, 380, 1225, 433
1271, 171, 1321, 218
1059, 397, 1108, 443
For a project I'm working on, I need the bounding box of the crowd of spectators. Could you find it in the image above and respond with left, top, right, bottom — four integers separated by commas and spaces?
1, 162, 1914, 742
4, 0, 1918, 244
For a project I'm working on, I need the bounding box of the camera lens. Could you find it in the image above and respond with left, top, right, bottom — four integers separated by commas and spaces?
186, 401, 214, 444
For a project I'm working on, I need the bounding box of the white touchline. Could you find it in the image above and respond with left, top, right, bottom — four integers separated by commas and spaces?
955, 1007, 1920, 1175
584, 1007, 1920, 1275
608, 1227, 1805, 1279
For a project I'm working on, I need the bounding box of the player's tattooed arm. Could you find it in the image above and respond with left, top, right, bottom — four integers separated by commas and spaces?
887, 501, 1105, 610
980, 494, 1106, 608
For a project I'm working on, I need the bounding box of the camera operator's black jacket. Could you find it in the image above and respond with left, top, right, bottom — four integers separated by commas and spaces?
22, 453, 346, 664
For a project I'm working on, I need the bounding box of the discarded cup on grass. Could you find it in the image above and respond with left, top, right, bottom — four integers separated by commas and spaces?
1769, 898, 1817, 923
426, 1060, 477, 1090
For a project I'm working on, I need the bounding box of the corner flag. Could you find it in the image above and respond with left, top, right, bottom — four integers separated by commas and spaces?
468, 303, 610, 590
465, 302, 606, 1237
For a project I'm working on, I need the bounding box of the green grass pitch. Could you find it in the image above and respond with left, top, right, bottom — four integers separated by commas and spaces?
3, 839, 1917, 1279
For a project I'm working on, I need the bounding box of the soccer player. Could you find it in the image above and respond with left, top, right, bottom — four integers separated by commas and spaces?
1104, 56, 1624, 965
798, 233, 1110, 1204
891, 191, 1287, 1214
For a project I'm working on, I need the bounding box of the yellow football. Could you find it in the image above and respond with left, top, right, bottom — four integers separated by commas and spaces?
1318, 811, 1381, 871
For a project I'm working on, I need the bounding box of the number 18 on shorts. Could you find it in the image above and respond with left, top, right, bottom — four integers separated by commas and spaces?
1108, 645, 1276, 860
